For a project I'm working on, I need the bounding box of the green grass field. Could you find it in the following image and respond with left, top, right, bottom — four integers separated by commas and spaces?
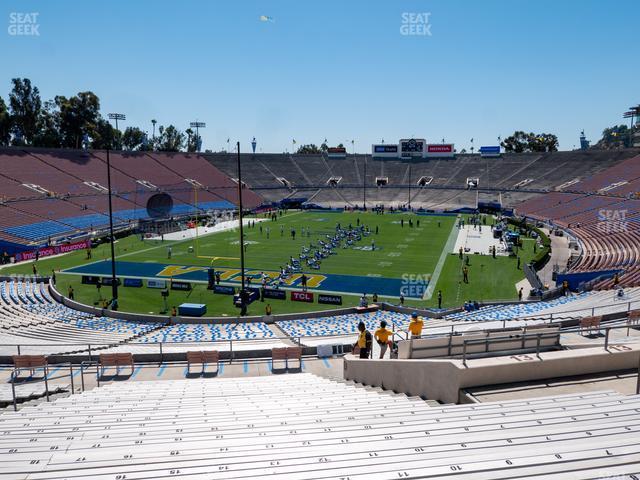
0, 211, 537, 316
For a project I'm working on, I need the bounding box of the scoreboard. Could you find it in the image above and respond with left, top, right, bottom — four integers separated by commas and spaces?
399, 138, 426, 157
372, 144, 399, 158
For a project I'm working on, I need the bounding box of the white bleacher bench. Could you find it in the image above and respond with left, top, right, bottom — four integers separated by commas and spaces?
98, 352, 134, 377
579, 315, 602, 336
272, 346, 302, 370
0, 375, 639, 478
186, 350, 219, 375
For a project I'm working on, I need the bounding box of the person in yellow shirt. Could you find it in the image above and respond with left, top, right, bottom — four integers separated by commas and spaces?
374, 320, 392, 359
354, 321, 372, 359
408, 312, 424, 337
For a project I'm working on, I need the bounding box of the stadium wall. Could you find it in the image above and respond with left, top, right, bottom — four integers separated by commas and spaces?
344, 344, 640, 403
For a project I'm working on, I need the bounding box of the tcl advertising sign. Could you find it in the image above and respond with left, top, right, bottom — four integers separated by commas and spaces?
425, 144, 455, 157
291, 291, 314, 303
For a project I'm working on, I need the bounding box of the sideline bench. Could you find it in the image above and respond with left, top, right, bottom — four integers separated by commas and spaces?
12, 355, 48, 379
98, 353, 134, 377
186, 350, 219, 375
272, 347, 302, 371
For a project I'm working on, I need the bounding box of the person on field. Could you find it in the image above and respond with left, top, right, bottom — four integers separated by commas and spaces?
463, 266, 469, 284
408, 312, 424, 338
67, 285, 74, 300
437, 290, 443, 309
354, 321, 372, 359
374, 320, 392, 359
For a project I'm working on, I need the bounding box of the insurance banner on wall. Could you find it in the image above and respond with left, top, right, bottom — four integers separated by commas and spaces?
15, 240, 90, 262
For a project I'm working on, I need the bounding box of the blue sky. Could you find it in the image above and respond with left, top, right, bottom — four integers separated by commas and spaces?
1, 0, 638, 152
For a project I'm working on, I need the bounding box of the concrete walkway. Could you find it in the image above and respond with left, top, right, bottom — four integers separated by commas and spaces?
538, 228, 573, 287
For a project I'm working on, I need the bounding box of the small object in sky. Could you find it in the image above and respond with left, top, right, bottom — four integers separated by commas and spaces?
260, 15, 274, 22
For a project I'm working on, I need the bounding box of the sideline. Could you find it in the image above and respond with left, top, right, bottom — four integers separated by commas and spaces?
423, 215, 459, 300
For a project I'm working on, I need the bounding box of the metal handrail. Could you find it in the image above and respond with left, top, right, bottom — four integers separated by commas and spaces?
9, 361, 75, 411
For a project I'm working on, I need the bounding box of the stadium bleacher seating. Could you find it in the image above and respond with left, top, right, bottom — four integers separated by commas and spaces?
0, 147, 262, 245
517, 154, 640, 288
2, 374, 640, 478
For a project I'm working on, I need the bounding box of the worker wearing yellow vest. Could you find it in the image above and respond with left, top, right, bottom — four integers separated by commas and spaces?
408, 312, 424, 337
354, 321, 372, 359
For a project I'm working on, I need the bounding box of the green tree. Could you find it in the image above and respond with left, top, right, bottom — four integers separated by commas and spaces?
33, 100, 62, 148
90, 117, 120, 149
528, 133, 558, 152
501, 131, 558, 153
296, 143, 321, 154
501, 131, 529, 153
157, 125, 184, 152
0, 96, 10, 146
185, 128, 201, 152
122, 126, 147, 151
593, 125, 633, 149
9, 78, 42, 145
55, 92, 101, 149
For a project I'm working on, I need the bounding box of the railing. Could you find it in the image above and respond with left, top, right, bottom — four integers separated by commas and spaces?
518, 297, 640, 321
0, 333, 353, 361
9, 361, 76, 412
460, 330, 561, 367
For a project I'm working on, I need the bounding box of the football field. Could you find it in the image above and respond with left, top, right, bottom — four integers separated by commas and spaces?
1, 211, 537, 315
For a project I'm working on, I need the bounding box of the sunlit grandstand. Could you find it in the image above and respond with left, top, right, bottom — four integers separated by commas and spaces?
2, 0, 640, 477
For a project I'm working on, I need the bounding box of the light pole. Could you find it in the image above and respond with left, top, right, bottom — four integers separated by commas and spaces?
105, 147, 118, 307
108, 113, 126, 150
190, 121, 206, 152
151, 119, 157, 141
108, 113, 126, 132
236, 141, 247, 313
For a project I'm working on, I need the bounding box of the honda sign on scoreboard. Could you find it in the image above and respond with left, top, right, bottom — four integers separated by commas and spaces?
425, 144, 455, 158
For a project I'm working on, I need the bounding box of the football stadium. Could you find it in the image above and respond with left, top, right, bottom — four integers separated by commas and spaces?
1, 2, 640, 478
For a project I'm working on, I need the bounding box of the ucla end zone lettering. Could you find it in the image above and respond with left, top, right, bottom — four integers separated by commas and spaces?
64, 261, 427, 298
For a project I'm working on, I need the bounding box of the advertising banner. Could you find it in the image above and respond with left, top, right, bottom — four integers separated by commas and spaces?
291, 291, 314, 302
147, 279, 167, 289
15, 240, 89, 262
425, 144, 455, 157
318, 294, 342, 305
263, 288, 286, 300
